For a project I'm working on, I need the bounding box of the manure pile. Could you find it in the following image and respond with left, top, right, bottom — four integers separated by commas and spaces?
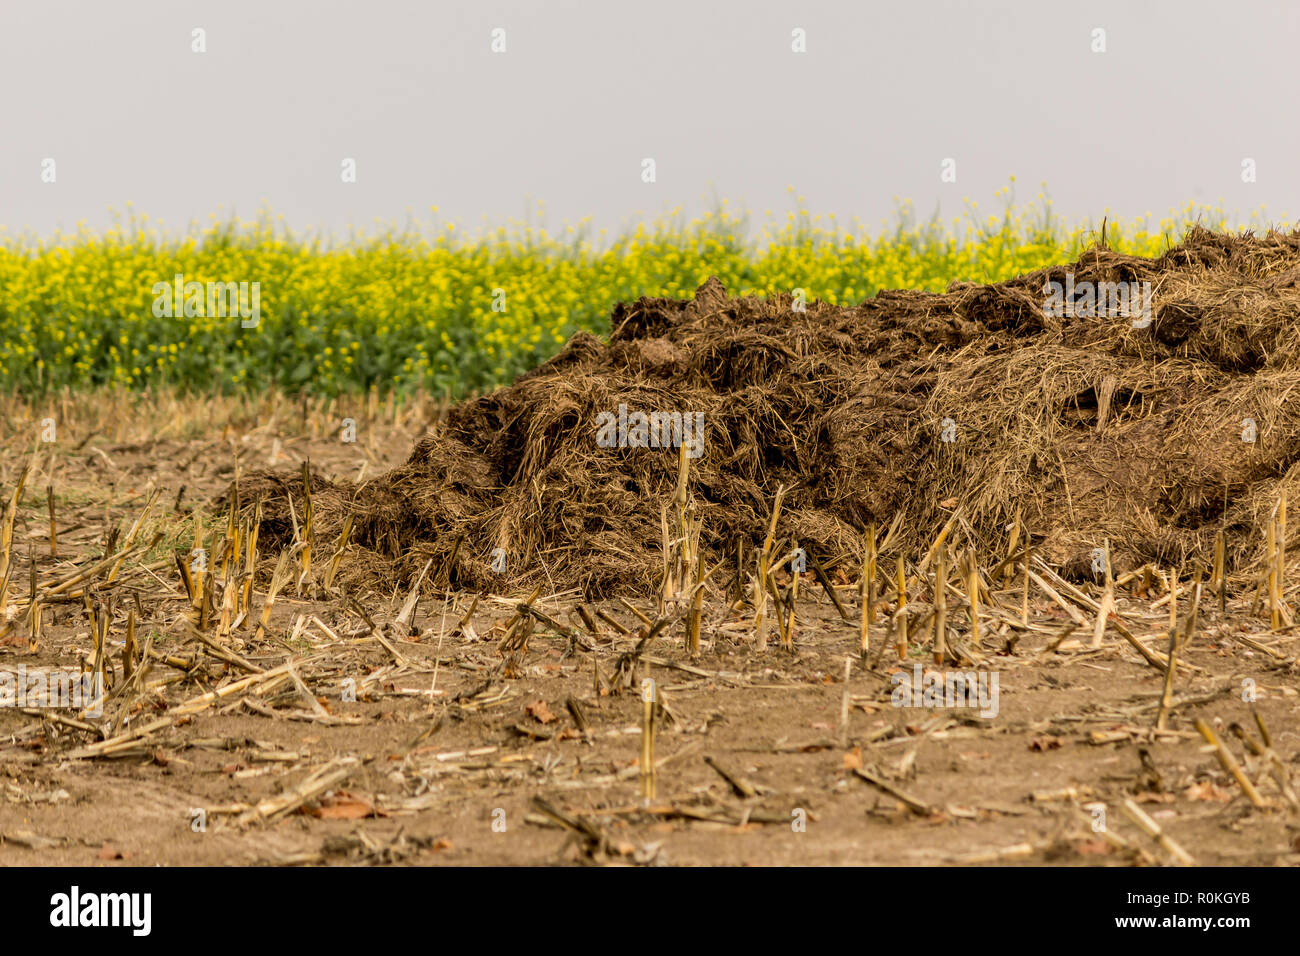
243, 227, 1300, 597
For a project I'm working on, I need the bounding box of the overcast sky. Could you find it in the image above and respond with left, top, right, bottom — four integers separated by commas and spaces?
2, 0, 1296, 239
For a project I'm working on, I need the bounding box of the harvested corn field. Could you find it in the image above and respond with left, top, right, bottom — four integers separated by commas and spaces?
1, 230, 1299, 871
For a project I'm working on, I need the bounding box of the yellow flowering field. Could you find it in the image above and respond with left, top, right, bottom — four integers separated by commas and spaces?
0, 192, 1267, 396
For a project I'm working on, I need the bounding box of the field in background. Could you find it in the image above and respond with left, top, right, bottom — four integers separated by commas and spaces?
4, 202, 1300, 867
0, 189, 1281, 396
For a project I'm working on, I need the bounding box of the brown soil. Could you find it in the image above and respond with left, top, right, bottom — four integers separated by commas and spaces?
0, 389, 1297, 867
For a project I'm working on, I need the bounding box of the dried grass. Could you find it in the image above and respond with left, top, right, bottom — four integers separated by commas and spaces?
239, 227, 1300, 596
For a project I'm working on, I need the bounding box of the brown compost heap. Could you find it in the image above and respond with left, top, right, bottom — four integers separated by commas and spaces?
239, 227, 1300, 598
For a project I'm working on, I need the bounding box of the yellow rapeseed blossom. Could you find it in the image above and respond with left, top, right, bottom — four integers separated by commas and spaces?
0, 195, 1276, 395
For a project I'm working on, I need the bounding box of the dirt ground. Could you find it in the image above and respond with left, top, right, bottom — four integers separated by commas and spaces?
0, 393, 1298, 867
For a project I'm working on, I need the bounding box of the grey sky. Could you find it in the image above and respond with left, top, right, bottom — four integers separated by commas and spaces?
2, 0, 1296, 239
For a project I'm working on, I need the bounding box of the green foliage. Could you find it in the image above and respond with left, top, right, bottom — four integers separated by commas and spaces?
0, 188, 1267, 397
